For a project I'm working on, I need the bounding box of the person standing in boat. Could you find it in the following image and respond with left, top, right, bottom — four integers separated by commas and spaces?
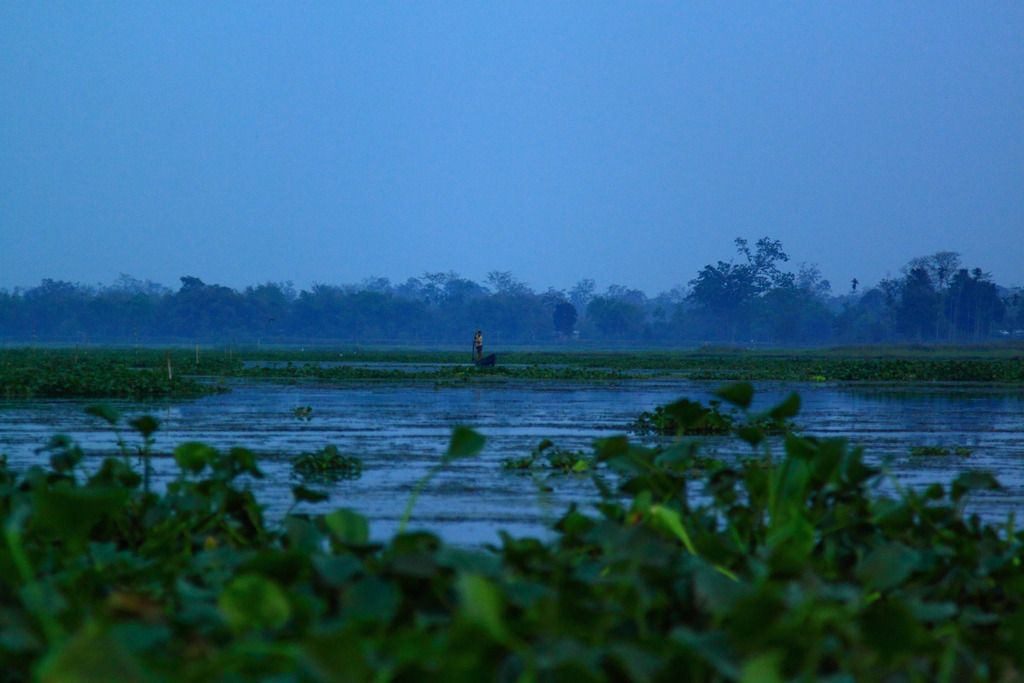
473, 330, 483, 361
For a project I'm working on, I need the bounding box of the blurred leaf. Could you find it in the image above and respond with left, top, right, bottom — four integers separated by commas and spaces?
715, 383, 754, 409
737, 425, 764, 447
312, 555, 363, 588
436, 547, 503, 576
860, 599, 924, 662
766, 515, 815, 574
594, 436, 630, 462
129, 416, 159, 438
856, 542, 919, 591
302, 632, 374, 683
225, 447, 261, 476
445, 426, 485, 461
693, 563, 751, 615
32, 483, 129, 547
910, 600, 958, 623
342, 578, 398, 624
37, 622, 147, 683
663, 398, 710, 429
89, 458, 141, 489
218, 574, 291, 632
608, 642, 660, 683
173, 442, 217, 474
670, 627, 739, 680
292, 485, 329, 504
739, 651, 784, 683
325, 509, 369, 546
649, 505, 697, 555
457, 573, 508, 643
768, 393, 801, 421
85, 404, 120, 426
38, 434, 84, 473
951, 470, 1002, 503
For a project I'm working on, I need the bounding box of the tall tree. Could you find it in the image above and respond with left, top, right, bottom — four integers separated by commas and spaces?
552, 302, 578, 338
687, 237, 791, 341
896, 268, 940, 339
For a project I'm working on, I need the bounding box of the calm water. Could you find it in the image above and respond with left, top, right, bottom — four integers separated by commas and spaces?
1, 380, 1022, 544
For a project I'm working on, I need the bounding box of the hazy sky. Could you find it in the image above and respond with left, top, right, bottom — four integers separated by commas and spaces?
2, 3, 1022, 295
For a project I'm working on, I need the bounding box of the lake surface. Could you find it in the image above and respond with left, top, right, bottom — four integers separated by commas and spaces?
2, 379, 1022, 544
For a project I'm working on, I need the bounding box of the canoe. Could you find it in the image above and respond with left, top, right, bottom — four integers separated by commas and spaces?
474, 354, 497, 367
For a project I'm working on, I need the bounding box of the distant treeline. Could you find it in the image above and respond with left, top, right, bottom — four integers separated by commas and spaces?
1, 238, 1021, 345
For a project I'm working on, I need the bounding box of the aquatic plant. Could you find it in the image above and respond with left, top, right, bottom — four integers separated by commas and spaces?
0, 349, 222, 399
292, 445, 362, 479
292, 405, 314, 421
501, 439, 593, 473
910, 445, 973, 457
631, 385, 798, 440
4, 347, 1024, 401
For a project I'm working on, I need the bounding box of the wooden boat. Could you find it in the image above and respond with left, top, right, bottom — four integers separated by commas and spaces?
474, 353, 497, 367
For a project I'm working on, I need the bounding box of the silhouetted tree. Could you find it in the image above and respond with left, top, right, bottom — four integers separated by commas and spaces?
687, 237, 791, 341
553, 302, 577, 338
897, 268, 940, 339
945, 268, 1005, 339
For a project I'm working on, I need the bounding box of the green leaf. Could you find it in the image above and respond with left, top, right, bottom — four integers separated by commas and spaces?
715, 382, 754, 409
860, 599, 925, 661
670, 627, 739, 680
85, 404, 120, 426
342, 577, 398, 623
951, 470, 1002, 503
292, 485, 329, 503
594, 435, 630, 461
444, 426, 485, 461
766, 515, 815, 574
737, 425, 764, 447
649, 505, 698, 555
663, 398, 711, 429
457, 573, 508, 642
302, 632, 374, 682
325, 508, 369, 545
89, 458, 142, 489
129, 415, 159, 438
32, 483, 130, 548
173, 442, 217, 474
856, 542, 919, 591
312, 555, 362, 587
740, 651, 784, 683
38, 434, 83, 472
218, 574, 291, 632
767, 393, 801, 421
608, 643, 661, 683
225, 447, 262, 477
37, 622, 147, 683
693, 563, 751, 615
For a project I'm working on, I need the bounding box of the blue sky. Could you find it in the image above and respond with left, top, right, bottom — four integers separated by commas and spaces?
1, 2, 1022, 294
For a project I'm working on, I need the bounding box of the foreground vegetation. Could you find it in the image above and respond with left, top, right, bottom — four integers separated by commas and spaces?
2, 345, 1023, 399
1, 385, 1022, 681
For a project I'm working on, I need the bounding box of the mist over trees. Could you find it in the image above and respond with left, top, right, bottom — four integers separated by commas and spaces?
1, 240, 1021, 346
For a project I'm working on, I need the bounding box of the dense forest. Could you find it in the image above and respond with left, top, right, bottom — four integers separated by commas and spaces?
1, 238, 1021, 346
